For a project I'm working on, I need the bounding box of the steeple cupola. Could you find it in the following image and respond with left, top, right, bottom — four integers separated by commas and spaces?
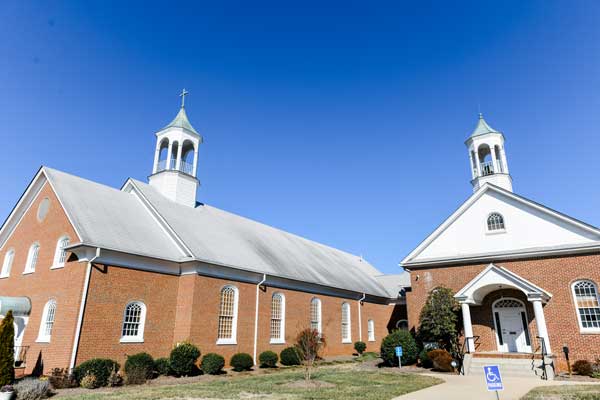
465, 114, 512, 193
149, 89, 203, 207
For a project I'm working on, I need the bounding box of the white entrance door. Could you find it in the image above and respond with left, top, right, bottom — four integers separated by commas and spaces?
493, 299, 531, 353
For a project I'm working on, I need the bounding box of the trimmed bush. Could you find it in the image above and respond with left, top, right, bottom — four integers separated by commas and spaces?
80, 373, 97, 389
201, 353, 225, 375
380, 329, 418, 366
0, 310, 15, 386
418, 348, 433, 368
14, 378, 50, 400
49, 368, 77, 389
154, 358, 170, 376
354, 341, 367, 355
258, 351, 278, 368
107, 366, 123, 387
428, 349, 453, 372
124, 352, 154, 384
230, 353, 253, 372
573, 360, 593, 376
73, 358, 120, 387
169, 342, 201, 377
280, 347, 301, 366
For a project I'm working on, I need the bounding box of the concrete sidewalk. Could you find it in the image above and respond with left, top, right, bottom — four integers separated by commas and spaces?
393, 373, 598, 400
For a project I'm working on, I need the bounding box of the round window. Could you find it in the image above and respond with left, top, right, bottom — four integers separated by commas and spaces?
37, 198, 51, 222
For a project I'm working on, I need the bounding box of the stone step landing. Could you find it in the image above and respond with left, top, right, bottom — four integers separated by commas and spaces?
463, 354, 554, 380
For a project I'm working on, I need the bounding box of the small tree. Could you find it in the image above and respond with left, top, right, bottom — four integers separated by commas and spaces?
417, 287, 460, 356
295, 328, 325, 381
0, 310, 15, 386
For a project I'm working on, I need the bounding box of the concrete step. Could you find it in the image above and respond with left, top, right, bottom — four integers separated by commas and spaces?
464, 356, 550, 379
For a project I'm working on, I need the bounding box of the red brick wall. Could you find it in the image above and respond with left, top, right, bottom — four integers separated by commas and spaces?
406, 254, 600, 371
0, 183, 84, 373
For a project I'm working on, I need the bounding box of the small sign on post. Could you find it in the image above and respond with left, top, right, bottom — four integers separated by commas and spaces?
395, 346, 403, 368
484, 365, 503, 399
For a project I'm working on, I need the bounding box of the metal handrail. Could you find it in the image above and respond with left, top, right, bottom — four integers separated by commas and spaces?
458, 336, 480, 375
535, 336, 548, 380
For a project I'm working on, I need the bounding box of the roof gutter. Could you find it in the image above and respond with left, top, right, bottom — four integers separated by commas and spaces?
253, 274, 267, 365
69, 247, 100, 371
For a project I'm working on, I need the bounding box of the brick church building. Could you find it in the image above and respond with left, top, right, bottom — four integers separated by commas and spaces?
0, 94, 408, 375
402, 115, 600, 378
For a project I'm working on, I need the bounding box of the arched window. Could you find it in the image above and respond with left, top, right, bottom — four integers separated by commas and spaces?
395, 319, 409, 330
37, 300, 56, 342
170, 141, 180, 169
156, 138, 169, 172
367, 319, 375, 342
52, 236, 70, 269
217, 286, 238, 344
270, 293, 285, 344
310, 298, 322, 335
487, 213, 505, 231
24, 243, 40, 274
572, 280, 600, 331
180, 140, 195, 175
1, 249, 14, 278
341, 302, 351, 343
120, 301, 147, 342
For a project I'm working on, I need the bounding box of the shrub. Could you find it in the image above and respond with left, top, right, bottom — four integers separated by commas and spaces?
14, 378, 50, 400
154, 358, 171, 376
380, 329, 418, 366
258, 351, 278, 368
107, 366, 123, 387
201, 353, 225, 375
48, 368, 77, 389
296, 328, 325, 380
417, 287, 460, 356
73, 359, 119, 387
169, 342, 201, 377
124, 352, 154, 384
230, 353, 254, 372
418, 348, 433, 368
0, 310, 15, 386
573, 360, 593, 377
80, 373, 97, 389
280, 347, 301, 366
354, 341, 367, 355
428, 349, 454, 372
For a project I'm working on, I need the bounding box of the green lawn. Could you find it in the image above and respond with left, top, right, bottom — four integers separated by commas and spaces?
58, 367, 442, 400
522, 385, 600, 400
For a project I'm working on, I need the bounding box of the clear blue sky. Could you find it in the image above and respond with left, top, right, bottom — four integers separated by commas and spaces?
1, 1, 600, 274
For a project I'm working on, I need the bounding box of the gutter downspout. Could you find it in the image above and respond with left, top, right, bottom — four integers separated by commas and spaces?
69, 248, 100, 371
253, 274, 267, 365
358, 293, 366, 342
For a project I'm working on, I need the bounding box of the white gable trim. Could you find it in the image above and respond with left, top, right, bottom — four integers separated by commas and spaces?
121, 179, 194, 258
0, 168, 83, 251
401, 183, 600, 267
454, 263, 552, 305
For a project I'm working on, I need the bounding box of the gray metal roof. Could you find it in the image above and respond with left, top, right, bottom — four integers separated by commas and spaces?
374, 273, 411, 298
469, 113, 501, 138
159, 107, 202, 139
44, 167, 392, 298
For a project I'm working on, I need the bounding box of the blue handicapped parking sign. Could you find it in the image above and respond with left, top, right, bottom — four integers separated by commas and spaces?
484, 365, 504, 391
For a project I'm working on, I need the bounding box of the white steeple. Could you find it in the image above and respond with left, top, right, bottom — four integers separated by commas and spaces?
465, 113, 513, 192
148, 89, 203, 207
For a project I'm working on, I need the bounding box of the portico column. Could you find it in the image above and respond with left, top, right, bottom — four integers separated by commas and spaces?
461, 303, 475, 353
166, 143, 173, 170
532, 299, 552, 354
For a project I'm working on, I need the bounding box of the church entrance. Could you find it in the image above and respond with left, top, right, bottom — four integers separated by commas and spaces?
492, 298, 532, 353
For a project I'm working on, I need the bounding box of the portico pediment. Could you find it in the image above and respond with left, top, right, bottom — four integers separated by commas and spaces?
454, 264, 552, 305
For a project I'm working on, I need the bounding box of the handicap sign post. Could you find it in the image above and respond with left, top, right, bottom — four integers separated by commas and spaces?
395, 346, 403, 368
483, 365, 503, 399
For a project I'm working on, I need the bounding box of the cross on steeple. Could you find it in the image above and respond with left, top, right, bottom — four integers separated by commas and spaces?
179, 88, 189, 108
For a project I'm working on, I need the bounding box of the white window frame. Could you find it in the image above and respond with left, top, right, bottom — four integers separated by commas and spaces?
270, 292, 286, 344
23, 242, 40, 274
120, 301, 147, 343
572, 280, 600, 333
486, 212, 506, 234
217, 285, 239, 345
341, 302, 352, 343
1, 249, 14, 278
367, 319, 375, 342
36, 300, 57, 343
310, 297, 322, 335
51, 236, 70, 269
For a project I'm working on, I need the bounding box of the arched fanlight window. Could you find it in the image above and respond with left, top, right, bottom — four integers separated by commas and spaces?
367, 319, 375, 342
37, 300, 57, 342
572, 280, 600, 331
217, 285, 239, 344
1, 249, 14, 278
341, 302, 352, 343
52, 236, 70, 269
120, 301, 147, 342
24, 243, 40, 274
310, 298, 322, 335
270, 293, 285, 344
487, 213, 505, 231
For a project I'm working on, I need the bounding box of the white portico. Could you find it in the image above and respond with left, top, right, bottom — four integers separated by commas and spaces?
455, 264, 552, 355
